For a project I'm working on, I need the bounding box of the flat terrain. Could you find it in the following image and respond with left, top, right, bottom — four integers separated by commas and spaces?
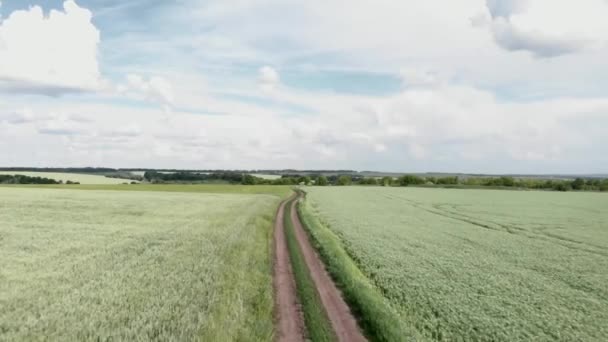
303, 187, 608, 341
253, 174, 282, 180
0, 187, 283, 341
0, 183, 292, 198
0, 171, 135, 184
274, 194, 365, 342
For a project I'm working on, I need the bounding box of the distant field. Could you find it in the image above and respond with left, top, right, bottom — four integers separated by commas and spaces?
252, 174, 282, 180
302, 187, 608, 341
0, 171, 134, 184
0, 183, 292, 198
0, 187, 285, 341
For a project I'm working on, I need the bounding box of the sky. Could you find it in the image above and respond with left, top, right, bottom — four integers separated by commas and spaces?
0, 0, 607, 173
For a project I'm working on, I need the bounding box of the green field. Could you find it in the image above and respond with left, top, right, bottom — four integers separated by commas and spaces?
252, 174, 282, 180
0, 186, 287, 341
0, 171, 135, 184
301, 187, 608, 341
0, 183, 292, 198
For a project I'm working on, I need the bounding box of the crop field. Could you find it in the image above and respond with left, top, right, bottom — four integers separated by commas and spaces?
0, 171, 135, 184
252, 174, 282, 180
301, 187, 608, 341
0, 186, 285, 341
0, 183, 292, 198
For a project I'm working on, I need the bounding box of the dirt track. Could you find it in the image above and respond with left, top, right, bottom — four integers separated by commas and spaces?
273, 196, 305, 342
274, 193, 367, 342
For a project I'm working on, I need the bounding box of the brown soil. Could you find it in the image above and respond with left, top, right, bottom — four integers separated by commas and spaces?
273, 196, 305, 342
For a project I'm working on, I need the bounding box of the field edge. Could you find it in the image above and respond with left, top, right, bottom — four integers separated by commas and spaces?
283, 197, 336, 341
297, 193, 423, 342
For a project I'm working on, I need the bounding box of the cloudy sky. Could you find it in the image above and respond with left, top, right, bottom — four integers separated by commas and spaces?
0, 0, 607, 173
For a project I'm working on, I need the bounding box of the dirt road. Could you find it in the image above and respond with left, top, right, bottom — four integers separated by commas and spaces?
274, 193, 367, 342
273, 196, 305, 342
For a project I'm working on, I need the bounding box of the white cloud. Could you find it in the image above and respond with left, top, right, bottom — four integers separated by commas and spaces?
107, 124, 142, 138
400, 69, 441, 87
476, 0, 608, 57
37, 114, 89, 136
119, 74, 175, 111
0, 108, 36, 124
1, 79, 607, 172
0, 1, 101, 94
1, 0, 607, 173
485, 0, 527, 18
258, 66, 280, 91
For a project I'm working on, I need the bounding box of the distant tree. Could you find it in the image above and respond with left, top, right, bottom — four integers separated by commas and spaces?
381, 176, 393, 186
436, 176, 459, 185
242, 174, 257, 185
336, 175, 352, 186
600, 180, 608, 192
358, 177, 378, 185
298, 176, 311, 185
586, 179, 600, 187
500, 176, 515, 187
398, 175, 424, 186
316, 176, 329, 186
553, 182, 570, 192
571, 178, 585, 190
0, 174, 61, 185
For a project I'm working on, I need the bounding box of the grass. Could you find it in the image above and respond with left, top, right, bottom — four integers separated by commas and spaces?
0, 171, 135, 184
283, 198, 335, 342
0, 186, 284, 341
0, 183, 293, 198
302, 186, 608, 341
297, 199, 420, 342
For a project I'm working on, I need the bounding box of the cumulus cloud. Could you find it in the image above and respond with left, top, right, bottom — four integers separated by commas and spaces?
38, 121, 86, 136
400, 69, 441, 87
1, 0, 607, 172
0, 108, 36, 124
485, 0, 527, 18
0, 1, 101, 94
475, 0, 608, 57
258, 66, 281, 91
489, 19, 588, 57
1, 81, 607, 172
118, 74, 175, 111
106, 124, 142, 138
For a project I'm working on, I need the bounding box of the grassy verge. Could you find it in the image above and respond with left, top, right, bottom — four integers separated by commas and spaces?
283, 198, 336, 342
297, 195, 421, 342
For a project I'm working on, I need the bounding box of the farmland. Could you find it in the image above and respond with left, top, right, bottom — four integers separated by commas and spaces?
252, 174, 282, 180
0, 171, 135, 184
301, 187, 608, 341
0, 186, 286, 341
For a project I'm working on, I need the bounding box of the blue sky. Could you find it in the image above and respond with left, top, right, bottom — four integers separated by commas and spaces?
1, 0, 608, 173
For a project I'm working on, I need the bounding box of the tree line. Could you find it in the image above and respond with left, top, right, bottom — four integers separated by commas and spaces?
270, 174, 608, 192
142, 171, 608, 191
0, 174, 79, 185
143, 171, 245, 184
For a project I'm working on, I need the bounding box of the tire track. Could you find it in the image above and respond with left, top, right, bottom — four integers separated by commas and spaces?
273, 196, 305, 342
274, 193, 367, 341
